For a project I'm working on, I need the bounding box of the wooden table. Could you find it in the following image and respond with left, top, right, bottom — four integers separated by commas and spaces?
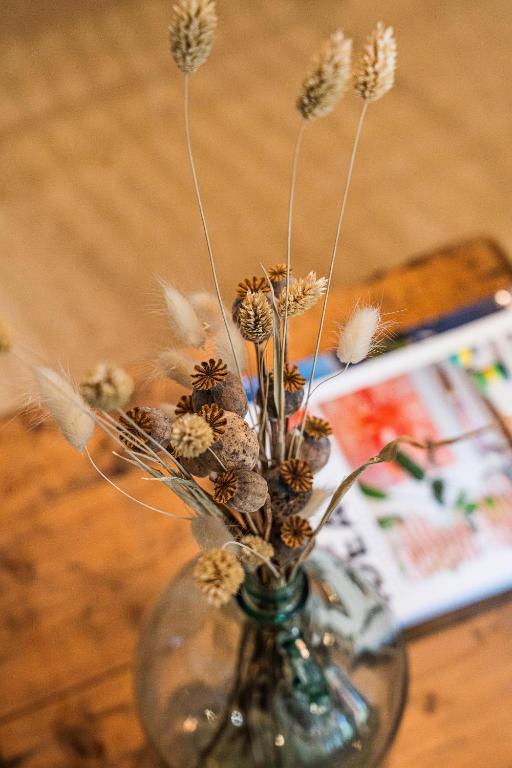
1, 238, 512, 767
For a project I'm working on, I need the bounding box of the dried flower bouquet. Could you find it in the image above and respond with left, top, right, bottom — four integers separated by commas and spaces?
0, 4, 460, 610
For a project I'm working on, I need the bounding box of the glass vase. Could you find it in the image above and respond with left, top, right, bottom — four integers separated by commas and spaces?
135, 549, 407, 767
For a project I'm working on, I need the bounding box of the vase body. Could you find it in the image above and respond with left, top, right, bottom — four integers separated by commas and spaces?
135, 550, 407, 767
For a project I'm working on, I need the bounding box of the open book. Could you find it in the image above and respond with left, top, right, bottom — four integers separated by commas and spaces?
304, 305, 512, 629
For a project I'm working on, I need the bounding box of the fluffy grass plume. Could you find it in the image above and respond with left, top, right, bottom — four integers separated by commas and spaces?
36, 367, 94, 452
354, 22, 397, 102
336, 306, 381, 364
160, 279, 206, 348
159, 348, 195, 387
297, 30, 353, 121
0, 319, 12, 354
169, 0, 217, 74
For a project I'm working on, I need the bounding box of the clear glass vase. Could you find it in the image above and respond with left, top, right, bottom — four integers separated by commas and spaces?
135, 549, 407, 767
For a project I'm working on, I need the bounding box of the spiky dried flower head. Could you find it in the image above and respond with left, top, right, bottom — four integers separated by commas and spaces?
304, 415, 333, 440
278, 271, 328, 317
280, 458, 313, 493
283, 363, 306, 393
337, 306, 381, 365
175, 394, 194, 416
159, 349, 195, 388
191, 358, 228, 391
169, 0, 217, 74
198, 403, 227, 440
280, 515, 313, 549
354, 22, 396, 102
170, 412, 214, 458
236, 276, 270, 299
35, 367, 94, 453
239, 535, 275, 568
0, 319, 12, 354
80, 362, 134, 411
193, 548, 244, 607
160, 279, 206, 348
238, 291, 274, 344
268, 263, 291, 283
119, 407, 172, 451
297, 30, 353, 121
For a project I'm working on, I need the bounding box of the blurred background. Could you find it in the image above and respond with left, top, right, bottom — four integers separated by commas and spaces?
1, 0, 512, 410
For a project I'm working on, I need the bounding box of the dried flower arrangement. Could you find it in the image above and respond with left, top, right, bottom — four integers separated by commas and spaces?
0, 5, 463, 608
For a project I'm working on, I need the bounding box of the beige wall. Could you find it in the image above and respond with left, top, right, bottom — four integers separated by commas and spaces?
1, 0, 511, 410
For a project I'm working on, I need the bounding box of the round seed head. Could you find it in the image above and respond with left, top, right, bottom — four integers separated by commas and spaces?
239, 535, 275, 568
170, 413, 214, 458
193, 548, 244, 607
80, 362, 134, 411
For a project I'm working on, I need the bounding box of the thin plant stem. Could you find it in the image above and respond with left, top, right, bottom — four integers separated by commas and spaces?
183, 75, 243, 383
299, 101, 369, 440
280, 121, 306, 453
85, 448, 193, 520
223, 540, 280, 579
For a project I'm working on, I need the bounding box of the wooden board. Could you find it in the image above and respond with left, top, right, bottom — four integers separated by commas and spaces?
1, 238, 512, 767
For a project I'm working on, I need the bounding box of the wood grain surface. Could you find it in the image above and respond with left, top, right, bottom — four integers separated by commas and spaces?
1, 0, 512, 414
1, 239, 512, 767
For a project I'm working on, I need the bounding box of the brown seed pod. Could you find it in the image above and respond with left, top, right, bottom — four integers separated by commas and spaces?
192, 370, 248, 418
191, 358, 228, 391
299, 434, 331, 473
208, 411, 259, 471
236, 276, 270, 299
175, 394, 195, 416
280, 515, 313, 549
119, 407, 172, 451
280, 459, 313, 493
264, 368, 304, 418
213, 468, 268, 514
265, 467, 312, 519
304, 415, 333, 439
267, 264, 295, 298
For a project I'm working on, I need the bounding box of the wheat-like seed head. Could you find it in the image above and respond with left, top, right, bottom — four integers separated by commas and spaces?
297, 30, 353, 121
278, 272, 327, 317
159, 349, 195, 388
169, 0, 217, 74
36, 367, 94, 453
238, 291, 274, 343
354, 22, 396, 102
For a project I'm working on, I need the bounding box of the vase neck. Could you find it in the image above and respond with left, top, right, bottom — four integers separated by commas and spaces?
237, 569, 309, 624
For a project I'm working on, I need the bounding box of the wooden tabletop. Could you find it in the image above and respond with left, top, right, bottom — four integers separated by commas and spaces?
1, 238, 512, 767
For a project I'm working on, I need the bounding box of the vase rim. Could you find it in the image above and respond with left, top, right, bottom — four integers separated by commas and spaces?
236, 568, 309, 624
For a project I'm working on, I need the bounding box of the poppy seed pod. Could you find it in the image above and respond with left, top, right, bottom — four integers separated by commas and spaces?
299, 416, 333, 473
192, 359, 248, 418
265, 467, 312, 519
209, 411, 259, 471
119, 407, 172, 451
263, 364, 305, 419
214, 468, 268, 514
